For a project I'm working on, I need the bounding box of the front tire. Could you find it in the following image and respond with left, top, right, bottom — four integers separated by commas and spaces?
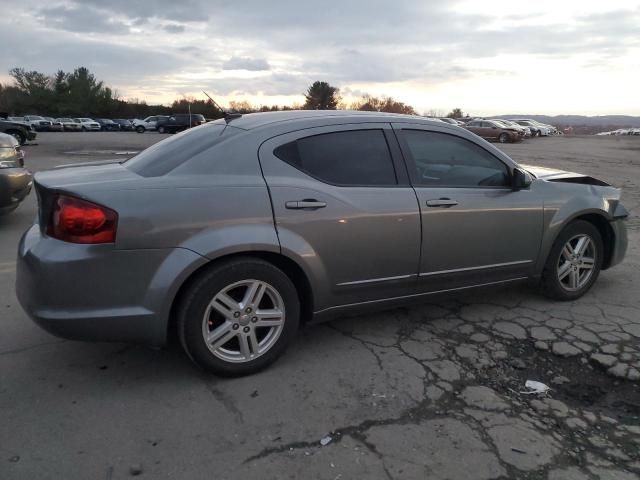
499, 132, 510, 143
7, 130, 26, 145
178, 258, 300, 376
541, 220, 603, 301
136, 125, 145, 134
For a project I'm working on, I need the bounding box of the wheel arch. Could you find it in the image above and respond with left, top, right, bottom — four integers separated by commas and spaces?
540, 209, 615, 274
166, 251, 315, 344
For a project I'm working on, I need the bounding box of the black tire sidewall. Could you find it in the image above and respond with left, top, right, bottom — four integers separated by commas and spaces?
542, 220, 604, 300
136, 126, 145, 133
499, 133, 509, 143
179, 259, 300, 376
10, 131, 26, 145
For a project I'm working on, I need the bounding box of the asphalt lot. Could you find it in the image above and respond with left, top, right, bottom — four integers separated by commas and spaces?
1, 131, 639, 479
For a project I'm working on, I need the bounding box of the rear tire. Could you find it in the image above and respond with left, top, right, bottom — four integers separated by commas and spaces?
540, 220, 603, 301
157, 125, 165, 134
178, 258, 300, 376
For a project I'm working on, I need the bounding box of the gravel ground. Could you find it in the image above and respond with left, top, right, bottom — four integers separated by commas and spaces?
1, 132, 639, 480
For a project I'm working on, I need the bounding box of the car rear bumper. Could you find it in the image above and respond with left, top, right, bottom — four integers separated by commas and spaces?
16, 225, 208, 345
0, 168, 33, 214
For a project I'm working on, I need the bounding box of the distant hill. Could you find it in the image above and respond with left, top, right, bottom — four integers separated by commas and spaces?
492, 115, 640, 134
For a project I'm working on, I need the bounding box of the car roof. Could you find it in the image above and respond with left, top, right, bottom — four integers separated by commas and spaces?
210, 110, 445, 130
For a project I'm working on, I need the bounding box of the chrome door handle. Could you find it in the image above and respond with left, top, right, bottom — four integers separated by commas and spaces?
426, 198, 458, 207
285, 200, 327, 210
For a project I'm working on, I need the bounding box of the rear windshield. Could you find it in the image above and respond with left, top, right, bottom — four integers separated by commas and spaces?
124, 123, 240, 177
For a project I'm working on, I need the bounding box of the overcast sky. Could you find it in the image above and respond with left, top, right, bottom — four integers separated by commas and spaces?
1, 0, 639, 115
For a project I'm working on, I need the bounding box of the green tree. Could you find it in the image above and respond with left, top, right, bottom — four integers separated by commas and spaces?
447, 108, 464, 119
351, 95, 417, 115
303, 81, 340, 110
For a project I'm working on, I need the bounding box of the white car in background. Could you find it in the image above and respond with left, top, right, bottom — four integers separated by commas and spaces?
22, 115, 52, 131
74, 118, 101, 131
510, 119, 552, 137
132, 116, 169, 133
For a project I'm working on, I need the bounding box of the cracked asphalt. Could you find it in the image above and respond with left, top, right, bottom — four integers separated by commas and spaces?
1, 132, 639, 479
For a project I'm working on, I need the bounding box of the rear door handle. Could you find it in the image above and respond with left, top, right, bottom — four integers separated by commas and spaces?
426, 198, 458, 207
285, 200, 327, 210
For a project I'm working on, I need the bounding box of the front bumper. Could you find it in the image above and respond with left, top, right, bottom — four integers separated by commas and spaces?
607, 218, 628, 269
0, 168, 32, 214
16, 225, 208, 345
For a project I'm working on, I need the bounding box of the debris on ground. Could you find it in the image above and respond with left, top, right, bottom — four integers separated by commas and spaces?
520, 380, 551, 395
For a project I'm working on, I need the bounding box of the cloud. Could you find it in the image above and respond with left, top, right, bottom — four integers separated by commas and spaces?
38, 5, 129, 34
2, 0, 639, 113
222, 57, 270, 71
162, 24, 185, 34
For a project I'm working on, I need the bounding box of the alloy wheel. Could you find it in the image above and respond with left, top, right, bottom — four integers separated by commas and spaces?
557, 234, 596, 291
201, 279, 285, 363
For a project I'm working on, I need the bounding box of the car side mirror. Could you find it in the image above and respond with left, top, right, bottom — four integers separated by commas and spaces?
512, 167, 532, 190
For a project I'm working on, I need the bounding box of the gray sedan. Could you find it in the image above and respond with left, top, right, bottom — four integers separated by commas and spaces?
16, 111, 628, 376
0, 132, 32, 215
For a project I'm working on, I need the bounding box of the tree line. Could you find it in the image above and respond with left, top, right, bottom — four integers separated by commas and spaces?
0, 67, 464, 119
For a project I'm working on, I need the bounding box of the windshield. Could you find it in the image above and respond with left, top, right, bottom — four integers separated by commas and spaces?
125, 123, 241, 177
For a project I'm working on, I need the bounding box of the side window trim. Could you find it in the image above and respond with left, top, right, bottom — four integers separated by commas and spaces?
272, 127, 401, 188
393, 126, 513, 189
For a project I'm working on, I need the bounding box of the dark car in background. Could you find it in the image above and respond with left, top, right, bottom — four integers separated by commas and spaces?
95, 118, 121, 131
0, 132, 32, 215
0, 118, 37, 145
156, 113, 206, 133
113, 119, 134, 131
43, 117, 64, 131
464, 119, 522, 143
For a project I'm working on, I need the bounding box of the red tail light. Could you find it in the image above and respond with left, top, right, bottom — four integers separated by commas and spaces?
47, 195, 118, 244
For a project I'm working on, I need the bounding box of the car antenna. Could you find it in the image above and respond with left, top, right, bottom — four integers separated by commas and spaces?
202, 91, 242, 123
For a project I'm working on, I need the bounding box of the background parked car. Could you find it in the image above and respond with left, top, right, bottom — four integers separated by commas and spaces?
155, 113, 206, 133
490, 119, 528, 137
132, 115, 169, 133
0, 118, 37, 145
464, 119, 522, 143
43, 117, 64, 131
22, 115, 52, 131
74, 118, 101, 131
113, 119, 134, 131
56, 118, 82, 131
0, 132, 32, 215
510, 119, 550, 137
95, 118, 120, 131
439, 118, 465, 126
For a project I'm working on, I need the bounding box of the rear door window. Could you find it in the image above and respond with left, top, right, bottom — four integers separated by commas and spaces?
273, 129, 397, 186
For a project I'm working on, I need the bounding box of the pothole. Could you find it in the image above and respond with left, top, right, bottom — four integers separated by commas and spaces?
498, 342, 640, 423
